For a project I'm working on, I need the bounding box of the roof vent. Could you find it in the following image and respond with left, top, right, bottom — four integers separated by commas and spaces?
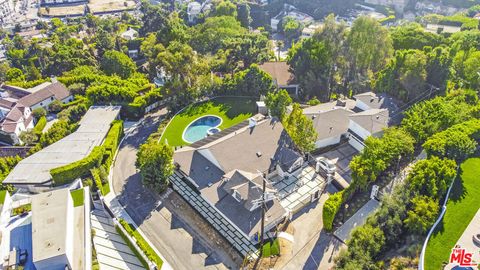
256, 152, 262, 157
207, 182, 213, 187
311, 115, 316, 120
205, 166, 209, 171
376, 116, 380, 120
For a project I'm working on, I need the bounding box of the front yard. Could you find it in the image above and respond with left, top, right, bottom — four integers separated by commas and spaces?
425, 157, 480, 270
160, 96, 256, 146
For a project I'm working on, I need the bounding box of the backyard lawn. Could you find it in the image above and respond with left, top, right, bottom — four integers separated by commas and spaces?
425, 157, 480, 270
160, 97, 257, 146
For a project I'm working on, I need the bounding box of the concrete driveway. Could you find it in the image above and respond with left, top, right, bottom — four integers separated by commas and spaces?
112, 109, 241, 270
275, 188, 346, 270
315, 144, 358, 184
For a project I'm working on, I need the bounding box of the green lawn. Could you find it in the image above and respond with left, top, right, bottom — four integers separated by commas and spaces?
70, 188, 85, 207
160, 97, 257, 146
425, 157, 480, 270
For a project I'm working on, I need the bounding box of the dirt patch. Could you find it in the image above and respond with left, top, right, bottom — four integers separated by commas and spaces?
88, 0, 135, 14
39, 5, 85, 17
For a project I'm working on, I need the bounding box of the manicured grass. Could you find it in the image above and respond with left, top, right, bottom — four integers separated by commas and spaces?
160, 97, 257, 146
119, 218, 163, 268
425, 158, 480, 270
261, 238, 281, 258
70, 188, 85, 207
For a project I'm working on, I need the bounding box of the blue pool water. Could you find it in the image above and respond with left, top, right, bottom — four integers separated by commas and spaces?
183, 115, 222, 143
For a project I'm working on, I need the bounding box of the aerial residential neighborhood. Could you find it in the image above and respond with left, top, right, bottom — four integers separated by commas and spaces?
0, 0, 480, 269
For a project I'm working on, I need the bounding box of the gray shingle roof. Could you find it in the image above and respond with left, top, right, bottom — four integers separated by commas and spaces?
18, 82, 70, 107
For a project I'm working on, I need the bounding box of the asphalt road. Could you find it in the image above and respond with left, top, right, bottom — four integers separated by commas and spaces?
112, 109, 239, 270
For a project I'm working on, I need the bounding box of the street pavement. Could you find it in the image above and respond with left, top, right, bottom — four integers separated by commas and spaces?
112, 109, 239, 270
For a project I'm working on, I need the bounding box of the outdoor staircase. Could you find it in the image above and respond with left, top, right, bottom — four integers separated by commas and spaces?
169, 170, 258, 258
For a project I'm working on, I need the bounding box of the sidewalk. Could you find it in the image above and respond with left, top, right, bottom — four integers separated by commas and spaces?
104, 117, 173, 270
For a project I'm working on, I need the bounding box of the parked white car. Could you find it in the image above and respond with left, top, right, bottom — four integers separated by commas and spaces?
316, 157, 336, 174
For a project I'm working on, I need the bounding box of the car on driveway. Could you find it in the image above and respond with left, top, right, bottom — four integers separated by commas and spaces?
316, 157, 336, 174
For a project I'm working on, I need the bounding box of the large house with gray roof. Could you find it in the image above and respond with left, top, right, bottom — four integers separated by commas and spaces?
304, 91, 401, 151
174, 116, 304, 243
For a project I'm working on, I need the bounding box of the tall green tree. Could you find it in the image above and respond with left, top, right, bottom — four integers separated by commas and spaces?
101, 50, 137, 79
404, 195, 439, 235
136, 141, 174, 193
265, 89, 292, 120
346, 16, 393, 90
284, 103, 317, 153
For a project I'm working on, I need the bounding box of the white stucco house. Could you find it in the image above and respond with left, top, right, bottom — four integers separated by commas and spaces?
303, 92, 400, 151
0, 81, 73, 145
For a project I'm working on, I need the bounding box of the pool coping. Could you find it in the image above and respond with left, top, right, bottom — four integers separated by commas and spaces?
181, 114, 223, 144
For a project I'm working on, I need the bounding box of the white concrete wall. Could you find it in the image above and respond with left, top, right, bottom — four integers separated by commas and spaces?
315, 135, 341, 149
65, 190, 74, 269
348, 119, 372, 141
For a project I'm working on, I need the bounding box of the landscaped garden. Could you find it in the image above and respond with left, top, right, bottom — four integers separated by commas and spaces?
160, 97, 257, 146
425, 157, 480, 270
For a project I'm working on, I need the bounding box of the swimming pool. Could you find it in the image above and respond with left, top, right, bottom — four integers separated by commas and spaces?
183, 115, 222, 143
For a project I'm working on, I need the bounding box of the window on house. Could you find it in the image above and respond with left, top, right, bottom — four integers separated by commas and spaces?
233, 190, 242, 202
51, 97, 54, 101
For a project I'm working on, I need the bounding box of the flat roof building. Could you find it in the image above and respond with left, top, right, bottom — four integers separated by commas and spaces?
3, 106, 121, 192
31, 188, 75, 269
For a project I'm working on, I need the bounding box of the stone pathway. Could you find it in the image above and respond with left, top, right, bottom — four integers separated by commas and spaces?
169, 170, 257, 258
91, 203, 145, 270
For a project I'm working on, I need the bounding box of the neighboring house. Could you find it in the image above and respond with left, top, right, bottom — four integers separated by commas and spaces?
0, 0, 13, 20
154, 66, 171, 87
174, 116, 303, 242
303, 92, 400, 151
17, 81, 73, 111
0, 187, 91, 270
0, 81, 73, 145
364, 0, 410, 12
259, 62, 299, 96
270, 4, 314, 32
425, 23, 461, 34
3, 106, 121, 192
120, 28, 138, 41
187, 1, 202, 24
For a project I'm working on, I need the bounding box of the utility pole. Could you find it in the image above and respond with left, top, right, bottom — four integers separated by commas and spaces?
259, 174, 266, 257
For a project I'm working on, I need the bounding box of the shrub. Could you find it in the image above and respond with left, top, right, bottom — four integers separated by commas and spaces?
48, 100, 63, 113
33, 116, 47, 134
323, 191, 344, 231
50, 146, 104, 185
32, 107, 47, 119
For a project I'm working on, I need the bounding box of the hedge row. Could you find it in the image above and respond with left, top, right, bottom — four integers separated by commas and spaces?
119, 218, 163, 268
50, 120, 124, 187
103, 120, 124, 155
33, 116, 47, 134
51, 146, 103, 186
322, 191, 344, 231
